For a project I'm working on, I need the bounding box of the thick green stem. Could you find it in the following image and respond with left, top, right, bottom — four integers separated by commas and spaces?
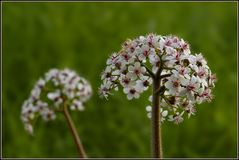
63, 103, 87, 158
151, 75, 163, 158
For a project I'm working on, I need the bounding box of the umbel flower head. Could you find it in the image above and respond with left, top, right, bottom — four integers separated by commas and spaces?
99, 33, 216, 124
21, 68, 92, 134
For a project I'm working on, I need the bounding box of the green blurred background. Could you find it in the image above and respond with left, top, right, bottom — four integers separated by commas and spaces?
2, 2, 237, 158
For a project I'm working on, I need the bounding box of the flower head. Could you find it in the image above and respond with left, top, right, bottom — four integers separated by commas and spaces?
21, 68, 92, 134
99, 34, 216, 124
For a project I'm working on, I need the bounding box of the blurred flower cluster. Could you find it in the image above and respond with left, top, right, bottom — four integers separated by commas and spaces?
99, 34, 216, 124
21, 68, 92, 134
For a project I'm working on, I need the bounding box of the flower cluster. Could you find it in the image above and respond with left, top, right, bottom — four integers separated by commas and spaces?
99, 34, 216, 124
21, 68, 92, 134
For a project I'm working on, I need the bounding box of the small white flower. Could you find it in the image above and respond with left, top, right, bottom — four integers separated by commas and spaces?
197, 88, 213, 103
186, 76, 200, 99
179, 39, 190, 55
47, 90, 61, 101
196, 66, 208, 79
186, 106, 196, 118
150, 34, 161, 48
138, 45, 154, 61
161, 109, 168, 117
106, 53, 118, 65
21, 102, 37, 120
148, 95, 153, 102
209, 73, 217, 87
170, 36, 180, 48
172, 65, 190, 76
121, 52, 134, 63
45, 69, 59, 81
146, 105, 152, 112
119, 74, 135, 87
135, 76, 152, 91
149, 54, 160, 73
70, 99, 84, 111
195, 53, 207, 66
147, 112, 152, 119
31, 87, 41, 100
64, 88, 75, 99
24, 123, 33, 135
123, 86, 141, 100
160, 108, 168, 122
168, 112, 184, 124
164, 38, 172, 47
165, 47, 177, 56
36, 101, 48, 112
165, 74, 186, 95
99, 81, 112, 99
125, 40, 138, 54
41, 109, 56, 121
158, 38, 166, 50
128, 62, 146, 80
36, 79, 45, 88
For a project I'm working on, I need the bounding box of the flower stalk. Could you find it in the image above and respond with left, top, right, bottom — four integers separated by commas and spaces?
151, 69, 163, 158
63, 102, 87, 158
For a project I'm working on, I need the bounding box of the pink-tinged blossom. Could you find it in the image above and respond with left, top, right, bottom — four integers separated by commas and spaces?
99, 34, 216, 123
136, 76, 153, 91
106, 53, 118, 65
165, 74, 186, 95
182, 100, 196, 118
121, 52, 134, 63
128, 62, 146, 80
119, 74, 135, 88
149, 54, 160, 73
137, 45, 154, 61
168, 112, 184, 124
123, 86, 141, 100
99, 81, 112, 99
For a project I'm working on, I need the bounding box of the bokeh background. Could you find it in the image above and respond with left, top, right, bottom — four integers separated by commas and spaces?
2, 2, 237, 158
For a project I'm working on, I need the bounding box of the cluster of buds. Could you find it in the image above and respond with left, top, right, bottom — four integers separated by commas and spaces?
21, 68, 92, 134
99, 34, 216, 124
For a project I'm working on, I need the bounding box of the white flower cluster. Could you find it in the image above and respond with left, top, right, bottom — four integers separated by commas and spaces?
21, 68, 92, 134
99, 34, 216, 124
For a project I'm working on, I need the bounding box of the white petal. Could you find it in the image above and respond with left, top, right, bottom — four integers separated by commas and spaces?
134, 93, 140, 99
112, 70, 120, 75
127, 94, 133, 100
128, 65, 134, 72
180, 78, 189, 86
148, 95, 153, 102
70, 105, 76, 110
141, 67, 146, 73
165, 81, 173, 89
135, 62, 141, 68
47, 93, 56, 100
25, 124, 33, 135
147, 112, 152, 119
123, 87, 129, 94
